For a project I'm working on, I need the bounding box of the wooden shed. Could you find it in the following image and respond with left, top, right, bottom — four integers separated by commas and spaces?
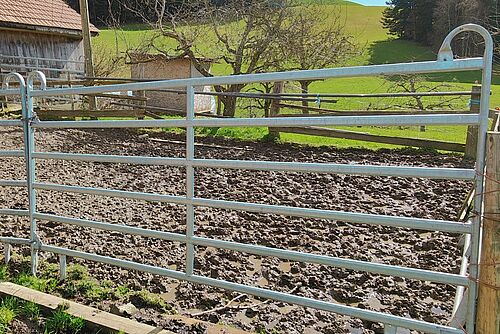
130, 54, 215, 114
0, 0, 99, 79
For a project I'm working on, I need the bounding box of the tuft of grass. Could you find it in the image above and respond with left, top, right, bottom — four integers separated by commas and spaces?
0, 307, 15, 327
0, 300, 16, 334
129, 289, 174, 313
14, 273, 57, 293
44, 305, 85, 334
0, 297, 20, 316
0, 266, 8, 281
114, 285, 131, 299
66, 265, 88, 281
21, 301, 40, 321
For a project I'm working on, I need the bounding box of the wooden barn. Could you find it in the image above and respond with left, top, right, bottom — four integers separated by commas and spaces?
130, 53, 215, 114
0, 0, 99, 79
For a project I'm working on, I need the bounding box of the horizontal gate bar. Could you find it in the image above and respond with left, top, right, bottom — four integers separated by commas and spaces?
0, 120, 22, 127
33, 212, 467, 286
30, 58, 482, 97
32, 114, 480, 129
33, 152, 476, 180
192, 236, 468, 286
39, 244, 463, 334
193, 197, 472, 234
0, 150, 24, 158
33, 213, 187, 243
33, 152, 186, 167
33, 182, 472, 233
34, 182, 189, 205
0, 237, 30, 245
0, 209, 29, 216
0, 89, 24, 97
0, 180, 26, 187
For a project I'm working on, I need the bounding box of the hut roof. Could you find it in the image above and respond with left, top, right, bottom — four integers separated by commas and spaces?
128, 53, 215, 64
0, 0, 99, 36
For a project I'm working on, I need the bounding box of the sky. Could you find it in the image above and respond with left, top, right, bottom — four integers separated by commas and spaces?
349, 0, 387, 5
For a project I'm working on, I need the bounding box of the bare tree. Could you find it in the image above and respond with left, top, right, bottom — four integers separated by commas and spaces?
276, 5, 359, 112
386, 74, 466, 131
123, 0, 290, 117
92, 40, 126, 77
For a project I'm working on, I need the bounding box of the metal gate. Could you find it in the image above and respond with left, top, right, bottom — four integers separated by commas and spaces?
0, 24, 494, 334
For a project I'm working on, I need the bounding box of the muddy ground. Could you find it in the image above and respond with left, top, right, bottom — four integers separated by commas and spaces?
0, 127, 473, 333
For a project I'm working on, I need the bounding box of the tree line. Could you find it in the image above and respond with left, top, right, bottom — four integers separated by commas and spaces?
65, 0, 165, 25
382, 0, 498, 60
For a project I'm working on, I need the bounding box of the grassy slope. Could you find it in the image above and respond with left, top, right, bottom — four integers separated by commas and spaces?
94, 5, 500, 150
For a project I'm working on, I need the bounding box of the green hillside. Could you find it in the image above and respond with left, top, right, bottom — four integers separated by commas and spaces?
94, 4, 500, 150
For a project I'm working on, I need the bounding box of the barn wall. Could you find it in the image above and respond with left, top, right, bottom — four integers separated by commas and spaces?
131, 58, 213, 113
0, 29, 84, 77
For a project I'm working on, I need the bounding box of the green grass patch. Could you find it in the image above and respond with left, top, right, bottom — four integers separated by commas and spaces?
129, 289, 175, 313
44, 305, 85, 334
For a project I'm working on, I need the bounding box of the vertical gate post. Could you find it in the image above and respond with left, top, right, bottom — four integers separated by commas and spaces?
185, 86, 195, 276
25, 71, 46, 276
25, 78, 38, 276
476, 131, 500, 334
465, 85, 481, 159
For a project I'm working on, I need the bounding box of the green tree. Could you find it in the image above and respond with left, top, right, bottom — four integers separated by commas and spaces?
381, 0, 436, 44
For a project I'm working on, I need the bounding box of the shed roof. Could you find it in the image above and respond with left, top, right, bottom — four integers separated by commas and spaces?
0, 0, 99, 36
128, 53, 215, 64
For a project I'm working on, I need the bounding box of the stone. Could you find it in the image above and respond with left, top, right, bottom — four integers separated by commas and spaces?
110, 302, 138, 317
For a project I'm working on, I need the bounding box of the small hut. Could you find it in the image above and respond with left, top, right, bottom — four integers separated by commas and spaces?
130, 54, 215, 114
0, 0, 99, 79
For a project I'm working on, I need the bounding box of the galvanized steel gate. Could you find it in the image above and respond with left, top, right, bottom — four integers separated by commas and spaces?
0, 24, 494, 334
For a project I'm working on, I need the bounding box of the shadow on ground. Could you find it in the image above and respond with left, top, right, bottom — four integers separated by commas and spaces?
368, 38, 500, 85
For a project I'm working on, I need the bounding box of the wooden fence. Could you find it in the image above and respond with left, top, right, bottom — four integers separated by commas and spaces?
268, 84, 496, 157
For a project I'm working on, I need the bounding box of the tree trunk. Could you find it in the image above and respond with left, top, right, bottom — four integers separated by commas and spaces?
299, 81, 310, 114
219, 84, 245, 117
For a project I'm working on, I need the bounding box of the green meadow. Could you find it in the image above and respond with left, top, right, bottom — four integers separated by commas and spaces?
94, 2, 500, 150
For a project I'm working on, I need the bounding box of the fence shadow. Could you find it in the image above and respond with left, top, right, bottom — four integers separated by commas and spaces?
368, 39, 500, 85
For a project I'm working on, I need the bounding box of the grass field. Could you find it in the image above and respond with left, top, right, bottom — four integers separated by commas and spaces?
94, 3, 500, 150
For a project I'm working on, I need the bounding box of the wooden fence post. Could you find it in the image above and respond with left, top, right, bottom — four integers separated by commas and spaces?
268, 81, 283, 140
476, 131, 500, 334
465, 85, 481, 158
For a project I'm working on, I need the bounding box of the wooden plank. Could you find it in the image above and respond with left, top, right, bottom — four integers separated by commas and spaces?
37, 110, 144, 118
465, 85, 481, 158
79, 0, 96, 110
0, 282, 250, 334
276, 126, 466, 152
278, 110, 472, 116
110, 102, 228, 119
87, 93, 148, 102
278, 103, 471, 115
0, 282, 174, 334
476, 131, 500, 334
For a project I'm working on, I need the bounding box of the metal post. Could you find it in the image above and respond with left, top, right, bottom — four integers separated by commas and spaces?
25, 80, 38, 276
3, 243, 11, 264
185, 86, 195, 276
25, 71, 46, 276
384, 324, 397, 334
59, 254, 67, 280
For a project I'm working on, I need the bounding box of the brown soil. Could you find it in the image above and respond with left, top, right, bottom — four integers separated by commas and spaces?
0, 127, 472, 333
